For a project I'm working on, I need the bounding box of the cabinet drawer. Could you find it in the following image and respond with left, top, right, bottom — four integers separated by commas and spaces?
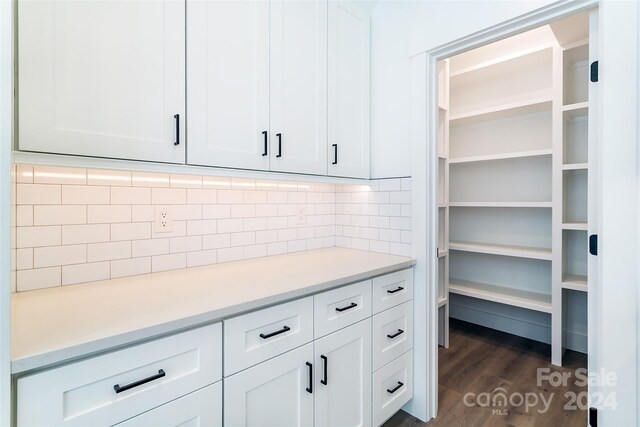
224, 297, 313, 376
114, 382, 222, 427
373, 301, 413, 370
17, 323, 222, 427
373, 350, 414, 426
314, 280, 372, 338
372, 268, 413, 314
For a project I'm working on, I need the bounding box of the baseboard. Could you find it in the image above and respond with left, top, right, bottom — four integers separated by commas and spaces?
450, 295, 587, 354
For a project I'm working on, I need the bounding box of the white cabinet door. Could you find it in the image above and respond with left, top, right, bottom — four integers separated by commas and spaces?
18, 0, 185, 163
224, 343, 314, 427
270, 0, 328, 175
114, 382, 222, 427
187, 0, 270, 170
327, 1, 371, 179
314, 319, 372, 427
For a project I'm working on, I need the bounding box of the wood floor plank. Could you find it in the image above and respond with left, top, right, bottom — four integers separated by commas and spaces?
383, 319, 587, 427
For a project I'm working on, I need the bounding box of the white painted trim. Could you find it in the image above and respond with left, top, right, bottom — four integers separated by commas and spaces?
12, 151, 379, 184
0, 0, 12, 424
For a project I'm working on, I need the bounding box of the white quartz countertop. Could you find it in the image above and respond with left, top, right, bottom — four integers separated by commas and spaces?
11, 248, 415, 374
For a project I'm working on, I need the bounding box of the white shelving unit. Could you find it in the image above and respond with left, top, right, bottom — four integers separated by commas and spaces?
438, 17, 596, 365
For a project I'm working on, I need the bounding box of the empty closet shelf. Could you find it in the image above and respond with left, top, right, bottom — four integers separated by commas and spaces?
562, 222, 587, 230
449, 97, 552, 126
449, 279, 552, 313
449, 149, 552, 164
437, 297, 448, 308
562, 275, 587, 292
449, 241, 552, 260
449, 202, 552, 208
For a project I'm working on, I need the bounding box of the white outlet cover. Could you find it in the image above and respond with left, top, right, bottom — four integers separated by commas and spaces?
296, 205, 307, 225
154, 206, 173, 233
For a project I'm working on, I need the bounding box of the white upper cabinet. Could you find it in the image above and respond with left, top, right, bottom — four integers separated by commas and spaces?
187, 0, 270, 170
269, 0, 328, 175
18, 0, 185, 164
327, 1, 371, 179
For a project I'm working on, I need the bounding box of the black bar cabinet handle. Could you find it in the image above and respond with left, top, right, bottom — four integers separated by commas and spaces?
260, 325, 290, 339
320, 355, 328, 385
114, 369, 165, 394
332, 144, 338, 165
262, 131, 268, 156
335, 302, 357, 312
276, 133, 282, 157
387, 329, 404, 339
173, 114, 180, 146
387, 381, 404, 394
306, 362, 313, 393
387, 286, 404, 294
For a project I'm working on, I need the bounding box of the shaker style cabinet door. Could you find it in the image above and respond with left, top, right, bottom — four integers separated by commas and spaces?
187, 0, 270, 170
269, 0, 328, 175
314, 319, 372, 427
18, 0, 186, 163
327, 1, 371, 179
224, 343, 314, 427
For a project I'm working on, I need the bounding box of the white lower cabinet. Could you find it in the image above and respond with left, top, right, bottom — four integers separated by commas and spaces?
224, 343, 315, 427
114, 382, 222, 427
372, 350, 414, 426
314, 319, 372, 427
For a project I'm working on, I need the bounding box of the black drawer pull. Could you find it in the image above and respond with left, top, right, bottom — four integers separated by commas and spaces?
335, 302, 357, 312
276, 133, 282, 157
387, 381, 404, 394
387, 286, 404, 294
262, 131, 268, 156
387, 329, 404, 339
306, 362, 313, 394
321, 355, 328, 385
173, 114, 180, 146
114, 369, 165, 394
260, 326, 290, 339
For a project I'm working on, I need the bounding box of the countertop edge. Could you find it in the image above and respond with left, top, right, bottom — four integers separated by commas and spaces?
11, 258, 415, 375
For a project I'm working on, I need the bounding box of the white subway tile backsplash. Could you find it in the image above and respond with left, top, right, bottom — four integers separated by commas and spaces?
17, 226, 61, 248
62, 262, 110, 286
16, 248, 33, 270
111, 187, 151, 205
17, 184, 61, 205
111, 222, 151, 241
131, 171, 170, 188
88, 241, 131, 262
62, 224, 110, 245
16, 206, 33, 227
34, 245, 86, 268
33, 166, 86, 185
13, 164, 411, 291
151, 188, 186, 205
217, 247, 243, 263
111, 257, 151, 278
187, 250, 217, 268
87, 169, 131, 186
132, 238, 170, 257
152, 253, 186, 273
17, 267, 61, 291
88, 205, 131, 224
34, 205, 86, 226
170, 236, 202, 253
62, 186, 110, 205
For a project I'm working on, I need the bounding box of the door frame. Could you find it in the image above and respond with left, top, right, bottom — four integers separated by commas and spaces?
409, 0, 638, 423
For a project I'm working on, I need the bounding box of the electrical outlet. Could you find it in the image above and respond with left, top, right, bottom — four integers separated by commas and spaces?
296, 205, 307, 225
154, 206, 173, 233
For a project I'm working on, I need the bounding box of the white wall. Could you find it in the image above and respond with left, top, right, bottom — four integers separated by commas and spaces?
370, 0, 555, 178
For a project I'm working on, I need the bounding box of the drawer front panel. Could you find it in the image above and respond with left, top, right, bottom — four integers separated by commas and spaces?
314, 280, 372, 338
17, 323, 222, 427
373, 350, 414, 426
114, 382, 222, 427
224, 296, 313, 376
372, 269, 413, 314
373, 301, 413, 370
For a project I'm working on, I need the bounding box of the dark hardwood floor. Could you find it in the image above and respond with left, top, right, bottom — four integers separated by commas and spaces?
384, 319, 587, 427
